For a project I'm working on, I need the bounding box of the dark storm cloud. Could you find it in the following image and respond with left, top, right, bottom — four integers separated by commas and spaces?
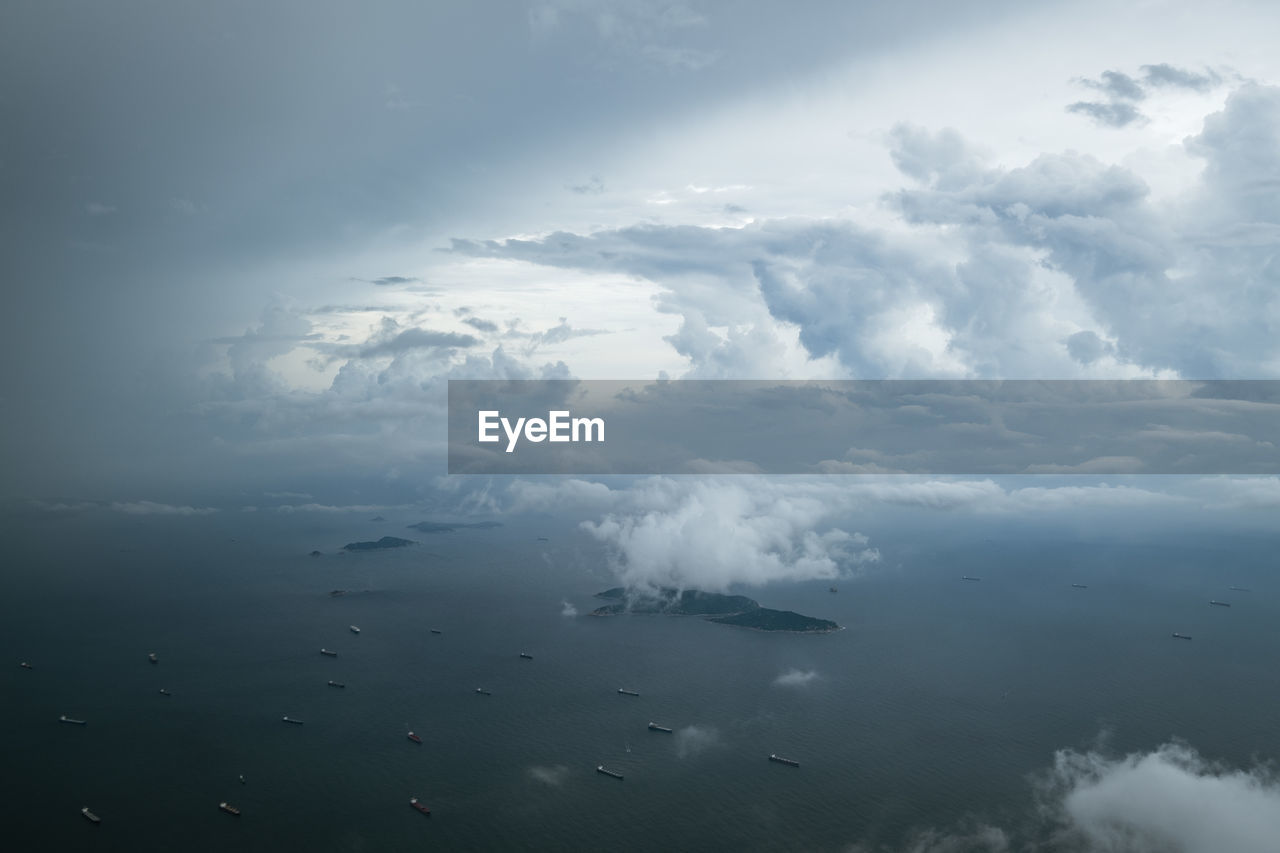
1066, 100, 1145, 127
462, 316, 500, 334
367, 276, 420, 287
1064, 330, 1114, 365
356, 327, 480, 358
3, 0, 1043, 500
1069, 69, 1151, 126
1142, 62, 1222, 90
1082, 69, 1147, 101
1067, 64, 1225, 127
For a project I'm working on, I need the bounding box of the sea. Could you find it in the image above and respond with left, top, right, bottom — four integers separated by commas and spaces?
2, 505, 1277, 851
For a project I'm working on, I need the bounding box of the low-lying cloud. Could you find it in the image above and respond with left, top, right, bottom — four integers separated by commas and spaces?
773, 668, 819, 688
578, 478, 880, 592
674, 725, 720, 759
505, 475, 1238, 593
1044, 741, 1280, 852
882, 740, 1280, 853
527, 764, 569, 786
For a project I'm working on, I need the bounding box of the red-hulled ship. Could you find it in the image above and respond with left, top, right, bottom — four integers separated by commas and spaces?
409, 797, 431, 816
407, 731, 422, 744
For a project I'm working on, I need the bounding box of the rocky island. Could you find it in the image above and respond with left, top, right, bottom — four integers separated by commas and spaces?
342, 535, 415, 551
592, 587, 839, 633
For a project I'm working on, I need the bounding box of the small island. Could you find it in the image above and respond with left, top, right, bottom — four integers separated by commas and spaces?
591, 587, 839, 634
342, 536, 415, 551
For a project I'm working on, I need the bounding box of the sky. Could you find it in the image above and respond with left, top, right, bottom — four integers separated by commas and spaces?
1, 0, 1277, 514
5, 0, 1276, 597
4, 0, 1280, 503
1, 1, 1278, 495
5, 3, 1280, 847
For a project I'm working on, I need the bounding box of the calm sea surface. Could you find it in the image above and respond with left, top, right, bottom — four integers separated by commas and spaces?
1, 509, 1276, 851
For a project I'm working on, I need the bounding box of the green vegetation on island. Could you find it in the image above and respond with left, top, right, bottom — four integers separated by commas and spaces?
709, 608, 838, 633
592, 586, 839, 633
342, 536, 415, 551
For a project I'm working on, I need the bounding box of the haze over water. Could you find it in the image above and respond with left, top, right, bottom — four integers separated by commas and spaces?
4, 509, 1275, 852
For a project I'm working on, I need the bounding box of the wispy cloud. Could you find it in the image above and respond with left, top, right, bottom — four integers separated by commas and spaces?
773, 668, 819, 688
527, 764, 569, 786
879, 739, 1280, 853
110, 501, 218, 516
674, 725, 719, 759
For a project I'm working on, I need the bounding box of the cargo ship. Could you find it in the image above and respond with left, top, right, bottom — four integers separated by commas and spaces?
320, 648, 338, 657
1229, 586, 1251, 592
430, 629, 442, 634
1171, 633, 1192, 640
1071, 584, 1088, 588
350, 625, 361, 634
410, 797, 431, 816
769, 754, 800, 767
219, 802, 241, 816
327, 680, 345, 688
148, 652, 158, 664
81, 807, 101, 824
19, 662, 32, 669
647, 722, 672, 733
60, 715, 87, 725
475, 687, 491, 696
282, 716, 305, 724
407, 731, 422, 743
519, 652, 533, 660
961, 576, 981, 581
1209, 600, 1231, 607
596, 765, 624, 779
159, 688, 171, 696
617, 688, 640, 697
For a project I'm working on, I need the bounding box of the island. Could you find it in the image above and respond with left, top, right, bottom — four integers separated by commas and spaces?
342, 536, 415, 551
591, 587, 839, 633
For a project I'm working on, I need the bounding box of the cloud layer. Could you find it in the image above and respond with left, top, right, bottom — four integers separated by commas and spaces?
575, 478, 880, 591
884, 740, 1280, 853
